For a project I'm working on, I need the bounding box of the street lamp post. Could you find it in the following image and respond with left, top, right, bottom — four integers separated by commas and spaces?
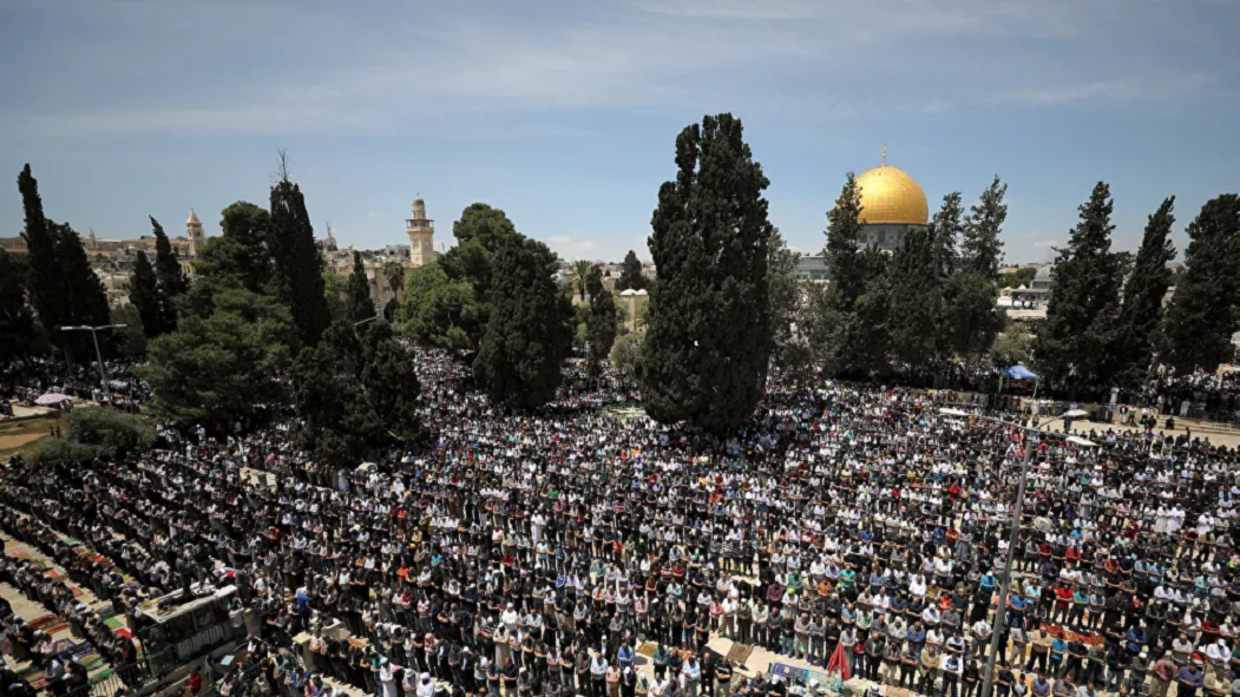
939, 406, 1088, 697
60, 324, 126, 406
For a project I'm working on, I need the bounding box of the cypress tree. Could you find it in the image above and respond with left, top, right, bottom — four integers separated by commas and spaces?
151, 216, 187, 331
617, 250, 647, 291
887, 227, 940, 367
929, 191, 964, 278
942, 180, 1007, 360
584, 264, 618, 377
1161, 194, 1240, 373
0, 249, 36, 362
17, 164, 69, 340
961, 176, 1007, 276
269, 169, 329, 347
129, 251, 165, 339
346, 250, 376, 323
639, 113, 775, 430
473, 235, 574, 408
1112, 197, 1176, 386
824, 174, 867, 309
1036, 182, 1130, 388
53, 222, 110, 332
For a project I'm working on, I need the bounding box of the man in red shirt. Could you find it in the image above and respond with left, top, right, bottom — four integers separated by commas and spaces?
1051, 583, 1073, 625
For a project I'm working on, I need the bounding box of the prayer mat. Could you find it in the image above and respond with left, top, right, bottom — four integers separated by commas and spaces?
636, 642, 657, 658
54, 638, 78, 653
70, 586, 84, 598
42, 620, 70, 635
28, 614, 59, 630
726, 643, 754, 664
114, 628, 133, 639
103, 616, 125, 630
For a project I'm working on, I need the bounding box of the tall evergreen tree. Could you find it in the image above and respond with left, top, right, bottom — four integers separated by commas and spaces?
639, 113, 775, 430
1036, 182, 1130, 388
453, 202, 519, 252
887, 227, 940, 367
823, 174, 867, 308
584, 265, 618, 376
812, 174, 891, 376
17, 165, 68, 340
52, 221, 111, 339
961, 176, 1007, 276
474, 235, 574, 408
150, 216, 187, 333
1161, 194, 1240, 373
268, 168, 329, 347
128, 251, 165, 339
767, 231, 811, 381
346, 250, 376, 323
570, 260, 594, 302
929, 191, 964, 278
17, 165, 109, 354
941, 180, 1007, 360
0, 249, 36, 362
616, 250, 647, 291
1111, 197, 1176, 386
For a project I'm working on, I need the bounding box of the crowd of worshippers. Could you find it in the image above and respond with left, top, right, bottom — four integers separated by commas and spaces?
2, 351, 1240, 697
0, 509, 141, 697
0, 357, 150, 414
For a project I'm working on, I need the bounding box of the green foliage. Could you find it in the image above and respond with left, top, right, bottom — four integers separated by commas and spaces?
453, 202, 519, 251
382, 261, 405, 312
29, 438, 102, 468
0, 248, 37, 361
1035, 182, 1131, 387
961, 176, 1007, 277
292, 319, 421, 464
929, 191, 963, 277
346, 251, 376, 323
1010, 267, 1038, 287
886, 227, 940, 366
1112, 197, 1176, 386
824, 173, 867, 308
17, 164, 108, 356
616, 250, 647, 292
1161, 194, 1240, 373
18, 164, 68, 343
323, 273, 350, 322
570, 260, 594, 303
640, 113, 775, 430
474, 235, 574, 408
30, 407, 154, 467
992, 324, 1032, 367
585, 265, 618, 376
400, 263, 481, 351
108, 305, 147, 359
610, 333, 642, 378
138, 286, 295, 424
268, 175, 329, 347
66, 406, 156, 457
767, 231, 811, 380
814, 174, 890, 376
151, 216, 187, 332
128, 251, 166, 339
182, 203, 272, 317
940, 180, 1007, 361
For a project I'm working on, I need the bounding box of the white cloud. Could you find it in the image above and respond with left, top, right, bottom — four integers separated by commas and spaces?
1032, 239, 1060, 248
548, 236, 572, 244
4, 0, 1225, 138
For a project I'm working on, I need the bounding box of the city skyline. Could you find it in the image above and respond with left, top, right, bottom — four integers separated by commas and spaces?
2, 0, 1238, 263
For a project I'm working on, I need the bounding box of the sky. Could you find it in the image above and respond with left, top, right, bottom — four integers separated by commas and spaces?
1, 0, 1238, 264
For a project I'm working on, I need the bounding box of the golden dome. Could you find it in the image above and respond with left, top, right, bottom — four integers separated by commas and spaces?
855, 163, 929, 226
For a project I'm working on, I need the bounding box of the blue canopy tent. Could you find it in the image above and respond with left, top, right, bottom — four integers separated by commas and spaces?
1000, 365, 1037, 380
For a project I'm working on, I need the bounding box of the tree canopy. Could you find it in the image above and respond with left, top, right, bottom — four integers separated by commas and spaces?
640, 113, 775, 430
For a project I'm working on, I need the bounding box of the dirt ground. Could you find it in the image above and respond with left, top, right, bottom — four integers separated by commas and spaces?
0, 416, 60, 459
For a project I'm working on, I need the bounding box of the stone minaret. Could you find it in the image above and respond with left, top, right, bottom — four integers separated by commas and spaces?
406, 195, 435, 266
186, 209, 205, 257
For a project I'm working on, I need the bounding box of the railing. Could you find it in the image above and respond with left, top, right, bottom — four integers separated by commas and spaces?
61, 661, 143, 697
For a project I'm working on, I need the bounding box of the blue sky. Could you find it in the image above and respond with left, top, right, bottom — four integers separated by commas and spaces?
2, 0, 1237, 263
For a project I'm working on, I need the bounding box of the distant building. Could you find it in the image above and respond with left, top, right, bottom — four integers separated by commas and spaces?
795, 255, 828, 281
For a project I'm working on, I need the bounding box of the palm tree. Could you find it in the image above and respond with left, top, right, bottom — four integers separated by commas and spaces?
382, 261, 405, 307
570, 260, 595, 302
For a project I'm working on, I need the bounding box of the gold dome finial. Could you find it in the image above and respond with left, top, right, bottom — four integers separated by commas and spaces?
881, 144, 887, 166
